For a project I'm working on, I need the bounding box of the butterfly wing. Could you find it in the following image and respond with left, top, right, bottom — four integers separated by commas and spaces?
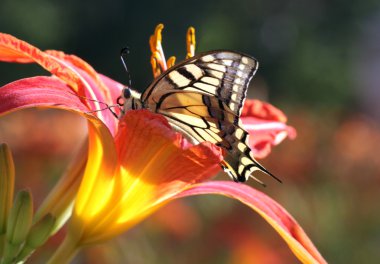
141, 50, 274, 183
142, 50, 258, 116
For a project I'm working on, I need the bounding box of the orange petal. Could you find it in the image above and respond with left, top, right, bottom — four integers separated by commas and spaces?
70, 110, 222, 245
0, 33, 86, 95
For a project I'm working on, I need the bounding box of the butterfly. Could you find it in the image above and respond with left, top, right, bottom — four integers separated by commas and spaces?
120, 50, 278, 185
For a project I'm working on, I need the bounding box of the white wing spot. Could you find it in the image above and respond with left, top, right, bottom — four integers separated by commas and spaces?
232, 84, 240, 93
202, 76, 220, 86
234, 78, 242, 85
202, 55, 215, 62
229, 103, 236, 111
222, 59, 233, 66
193, 82, 217, 94
236, 71, 244, 78
168, 71, 191, 87
184, 64, 203, 79
241, 156, 252, 166
238, 64, 246, 70
237, 142, 247, 152
235, 129, 244, 139
208, 69, 224, 79
241, 57, 249, 64
208, 63, 227, 72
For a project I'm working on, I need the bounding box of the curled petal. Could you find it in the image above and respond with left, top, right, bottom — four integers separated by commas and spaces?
241, 99, 296, 158
0, 76, 88, 115
242, 99, 288, 122
175, 181, 326, 264
0, 33, 120, 133
0, 33, 87, 95
44, 50, 119, 105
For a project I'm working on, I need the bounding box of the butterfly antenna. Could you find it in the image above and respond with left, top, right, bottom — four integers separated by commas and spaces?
120, 47, 132, 88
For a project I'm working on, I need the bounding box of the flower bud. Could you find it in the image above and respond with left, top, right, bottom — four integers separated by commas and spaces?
0, 143, 15, 257
6, 190, 33, 245
0, 144, 15, 236
14, 214, 56, 262
27, 214, 55, 248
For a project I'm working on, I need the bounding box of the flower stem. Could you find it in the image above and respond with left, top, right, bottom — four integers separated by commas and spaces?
47, 234, 80, 264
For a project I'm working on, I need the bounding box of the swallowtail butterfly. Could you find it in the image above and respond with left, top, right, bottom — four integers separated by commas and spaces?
120, 50, 278, 184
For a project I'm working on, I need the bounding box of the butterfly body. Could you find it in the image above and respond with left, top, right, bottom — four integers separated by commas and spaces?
121, 50, 275, 184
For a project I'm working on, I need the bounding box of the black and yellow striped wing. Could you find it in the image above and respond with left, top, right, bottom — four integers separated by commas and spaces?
141, 50, 276, 183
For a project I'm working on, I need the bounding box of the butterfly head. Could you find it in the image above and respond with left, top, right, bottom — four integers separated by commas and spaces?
119, 87, 143, 114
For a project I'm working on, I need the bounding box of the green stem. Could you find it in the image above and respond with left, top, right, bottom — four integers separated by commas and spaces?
47, 234, 80, 264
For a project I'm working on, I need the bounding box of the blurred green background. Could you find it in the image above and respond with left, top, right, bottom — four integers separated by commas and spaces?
1, 0, 380, 263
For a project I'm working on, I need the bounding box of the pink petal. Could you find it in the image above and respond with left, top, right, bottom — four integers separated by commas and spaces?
99, 74, 124, 106
0, 33, 120, 134
242, 117, 297, 159
44, 50, 123, 104
175, 181, 326, 264
0, 76, 89, 115
241, 99, 296, 159
0, 33, 88, 95
242, 99, 288, 122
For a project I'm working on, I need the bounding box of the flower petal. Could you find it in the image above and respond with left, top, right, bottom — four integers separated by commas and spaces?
0, 75, 120, 242
242, 99, 288, 122
241, 99, 296, 159
0, 33, 120, 133
115, 110, 223, 188
0, 33, 86, 95
70, 110, 223, 245
99, 74, 125, 108
175, 181, 326, 264
44, 50, 121, 105
0, 76, 89, 115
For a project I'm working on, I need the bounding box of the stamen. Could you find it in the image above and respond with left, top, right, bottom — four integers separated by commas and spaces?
150, 53, 162, 78
166, 56, 176, 69
186, 27, 196, 59
149, 24, 167, 75
149, 24, 197, 77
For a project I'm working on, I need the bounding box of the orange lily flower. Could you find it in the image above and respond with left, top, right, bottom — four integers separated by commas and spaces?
0, 26, 326, 264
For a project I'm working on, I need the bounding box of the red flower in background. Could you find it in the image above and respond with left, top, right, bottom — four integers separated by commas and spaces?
241, 99, 296, 159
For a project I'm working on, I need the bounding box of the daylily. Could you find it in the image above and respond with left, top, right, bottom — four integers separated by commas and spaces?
0, 24, 326, 264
